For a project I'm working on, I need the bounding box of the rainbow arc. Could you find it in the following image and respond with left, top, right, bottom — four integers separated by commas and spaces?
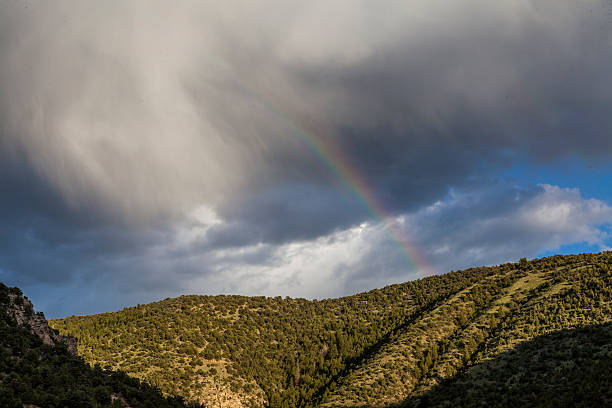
229, 78, 433, 277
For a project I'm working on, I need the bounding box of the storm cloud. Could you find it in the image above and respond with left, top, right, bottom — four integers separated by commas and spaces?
1, 0, 611, 316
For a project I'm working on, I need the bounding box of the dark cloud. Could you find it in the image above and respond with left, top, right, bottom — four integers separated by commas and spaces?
1, 0, 611, 316
201, 0, 612, 246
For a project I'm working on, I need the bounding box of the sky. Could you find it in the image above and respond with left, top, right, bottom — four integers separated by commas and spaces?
1, 0, 611, 318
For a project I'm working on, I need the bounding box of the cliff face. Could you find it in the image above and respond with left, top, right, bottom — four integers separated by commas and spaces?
1, 282, 198, 408
4, 290, 77, 355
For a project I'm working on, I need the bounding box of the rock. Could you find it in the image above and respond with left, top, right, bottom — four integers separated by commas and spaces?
111, 393, 132, 408
6, 292, 78, 355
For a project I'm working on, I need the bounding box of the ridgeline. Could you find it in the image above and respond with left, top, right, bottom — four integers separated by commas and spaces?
49, 253, 612, 407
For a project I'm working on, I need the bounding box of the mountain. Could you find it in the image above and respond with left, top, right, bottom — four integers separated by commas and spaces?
51, 253, 612, 407
0, 282, 203, 408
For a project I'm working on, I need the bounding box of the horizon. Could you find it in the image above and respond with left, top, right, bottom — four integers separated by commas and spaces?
1, 0, 611, 319
24, 251, 610, 319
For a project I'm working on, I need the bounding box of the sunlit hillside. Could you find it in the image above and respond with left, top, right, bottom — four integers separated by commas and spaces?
51, 253, 612, 407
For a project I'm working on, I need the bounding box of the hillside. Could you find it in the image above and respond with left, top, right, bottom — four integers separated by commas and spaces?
0, 282, 203, 408
51, 253, 612, 407
403, 323, 612, 408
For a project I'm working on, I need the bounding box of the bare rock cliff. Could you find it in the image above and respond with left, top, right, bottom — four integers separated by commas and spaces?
5, 291, 77, 355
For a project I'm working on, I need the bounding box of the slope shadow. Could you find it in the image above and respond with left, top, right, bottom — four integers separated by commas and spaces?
334, 323, 612, 408
400, 323, 612, 408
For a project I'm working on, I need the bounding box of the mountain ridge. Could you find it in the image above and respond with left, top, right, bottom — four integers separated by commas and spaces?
50, 252, 612, 407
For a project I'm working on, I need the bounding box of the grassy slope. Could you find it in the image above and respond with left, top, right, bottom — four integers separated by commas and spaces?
51, 253, 612, 407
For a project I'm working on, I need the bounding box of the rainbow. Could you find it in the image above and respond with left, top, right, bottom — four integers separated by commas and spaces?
280, 116, 433, 278
228, 79, 433, 277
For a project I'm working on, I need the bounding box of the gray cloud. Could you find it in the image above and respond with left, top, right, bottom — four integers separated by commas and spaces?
1, 0, 612, 316
338, 183, 612, 295
2, 0, 611, 219
10, 183, 611, 318
409, 184, 612, 269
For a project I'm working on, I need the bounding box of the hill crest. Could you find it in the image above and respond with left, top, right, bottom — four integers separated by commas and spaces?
51, 253, 612, 407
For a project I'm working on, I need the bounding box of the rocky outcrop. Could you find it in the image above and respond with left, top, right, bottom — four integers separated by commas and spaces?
5, 291, 77, 355
111, 393, 132, 408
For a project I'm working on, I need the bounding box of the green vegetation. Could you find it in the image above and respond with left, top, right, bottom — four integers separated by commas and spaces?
323, 253, 612, 407
403, 323, 612, 408
0, 282, 203, 408
51, 253, 612, 407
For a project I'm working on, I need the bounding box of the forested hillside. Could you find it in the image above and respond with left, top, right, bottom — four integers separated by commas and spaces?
402, 323, 612, 408
51, 253, 612, 407
0, 283, 203, 408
